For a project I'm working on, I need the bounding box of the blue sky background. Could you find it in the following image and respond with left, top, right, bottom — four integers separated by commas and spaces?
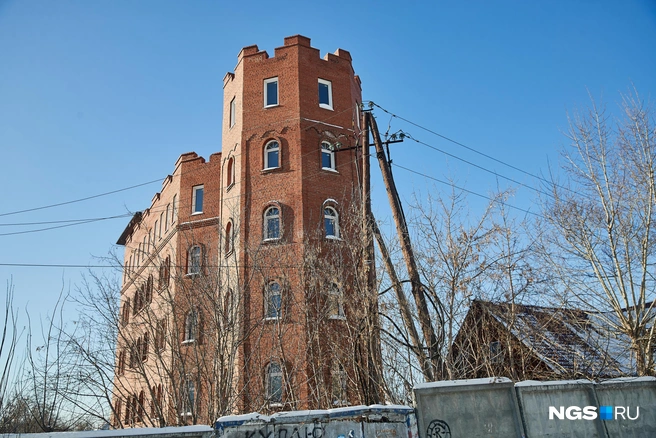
0, 0, 655, 324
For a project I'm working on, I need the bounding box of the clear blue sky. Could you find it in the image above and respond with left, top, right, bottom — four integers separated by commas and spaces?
1, 0, 655, 321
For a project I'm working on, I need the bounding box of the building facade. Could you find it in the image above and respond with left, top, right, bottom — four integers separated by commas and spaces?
111, 36, 373, 428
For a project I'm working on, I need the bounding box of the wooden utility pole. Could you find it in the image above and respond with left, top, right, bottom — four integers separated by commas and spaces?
367, 113, 444, 380
358, 109, 383, 404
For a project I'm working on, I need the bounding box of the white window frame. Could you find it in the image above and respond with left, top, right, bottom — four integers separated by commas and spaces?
187, 245, 202, 276
183, 309, 199, 343
264, 141, 280, 170
265, 281, 282, 320
321, 142, 336, 171
318, 78, 333, 110
264, 206, 281, 241
324, 206, 339, 239
264, 77, 279, 108
229, 97, 236, 128
266, 362, 283, 404
192, 185, 204, 215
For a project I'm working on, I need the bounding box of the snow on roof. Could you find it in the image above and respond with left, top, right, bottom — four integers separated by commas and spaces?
475, 300, 635, 378
414, 377, 512, 390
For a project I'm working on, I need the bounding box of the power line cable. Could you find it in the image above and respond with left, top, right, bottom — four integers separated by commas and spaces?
404, 133, 554, 199
391, 162, 544, 219
368, 101, 576, 197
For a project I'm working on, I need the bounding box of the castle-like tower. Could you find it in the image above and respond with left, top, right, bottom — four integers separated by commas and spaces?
111, 36, 370, 427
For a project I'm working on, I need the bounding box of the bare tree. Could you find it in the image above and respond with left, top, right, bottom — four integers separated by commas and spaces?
542, 90, 656, 375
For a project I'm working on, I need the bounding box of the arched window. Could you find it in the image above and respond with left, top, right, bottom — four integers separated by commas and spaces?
264, 206, 281, 240
138, 390, 145, 420
324, 206, 339, 239
266, 362, 283, 403
184, 309, 199, 342
227, 157, 235, 187
188, 245, 202, 275
264, 140, 280, 169
265, 282, 282, 319
182, 377, 196, 414
225, 221, 233, 255
321, 141, 336, 170
327, 283, 345, 318
141, 332, 149, 362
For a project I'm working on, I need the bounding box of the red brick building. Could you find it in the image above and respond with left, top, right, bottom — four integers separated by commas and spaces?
111, 36, 373, 427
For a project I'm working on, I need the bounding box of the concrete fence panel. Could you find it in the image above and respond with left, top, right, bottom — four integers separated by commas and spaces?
594, 376, 656, 438
413, 377, 525, 437
515, 379, 606, 438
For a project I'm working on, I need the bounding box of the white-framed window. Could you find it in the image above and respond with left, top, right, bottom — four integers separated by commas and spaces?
266, 362, 283, 404
327, 283, 345, 319
165, 204, 170, 230
264, 77, 279, 107
265, 281, 282, 319
321, 141, 336, 170
264, 206, 281, 240
188, 245, 202, 275
229, 97, 236, 128
324, 206, 339, 239
183, 309, 199, 343
264, 141, 280, 170
172, 195, 178, 224
192, 185, 204, 214
318, 78, 333, 110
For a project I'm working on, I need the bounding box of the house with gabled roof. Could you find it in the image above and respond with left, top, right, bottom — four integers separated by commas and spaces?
451, 300, 637, 381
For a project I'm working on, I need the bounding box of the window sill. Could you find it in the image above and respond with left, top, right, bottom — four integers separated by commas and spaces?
185, 272, 201, 278
264, 317, 281, 322
181, 339, 196, 345
319, 104, 334, 111
325, 236, 342, 241
264, 104, 280, 109
191, 211, 204, 216
261, 167, 281, 174
329, 315, 346, 321
321, 167, 339, 173
262, 238, 282, 244
268, 402, 283, 408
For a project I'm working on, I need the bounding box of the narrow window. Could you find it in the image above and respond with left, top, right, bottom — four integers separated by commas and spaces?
490, 341, 503, 364
229, 97, 236, 128
324, 206, 339, 239
172, 195, 178, 223
264, 141, 280, 169
159, 256, 170, 288
141, 332, 149, 362
183, 378, 196, 414
321, 142, 336, 170
264, 206, 281, 240
266, 362, 283, 403
165, 204, 170, 230
156, 319, 166, 351
318, 79, 333, 110
225, 221, 233, 256
265, 282, 282, 319
328, 283, 345, 319
192, 185, 204, 214
331, 361, 347, 405
264, 77, 279, 107
154, 220, 158, 243
184, 309, 199, 342
227, 157, 235, 187
188, 245, 202, 275
159, 213, 163, 238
